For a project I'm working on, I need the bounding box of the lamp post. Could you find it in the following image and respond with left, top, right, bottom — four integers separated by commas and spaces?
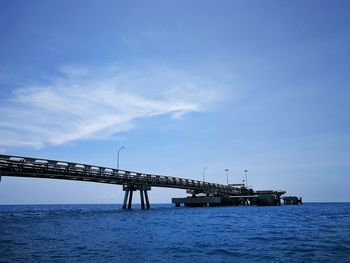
225, 169, 229, 185
202, 167, 208, 182
117, 146, 125, 169
244, 169, 248, 188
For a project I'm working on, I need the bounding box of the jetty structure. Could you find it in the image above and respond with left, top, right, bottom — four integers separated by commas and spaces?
0, 154, 301, 209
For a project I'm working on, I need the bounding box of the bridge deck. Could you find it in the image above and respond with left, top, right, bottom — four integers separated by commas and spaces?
0, 154, 241, 195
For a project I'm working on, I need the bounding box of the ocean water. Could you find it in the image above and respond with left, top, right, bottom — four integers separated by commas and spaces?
0, 203, 349, 263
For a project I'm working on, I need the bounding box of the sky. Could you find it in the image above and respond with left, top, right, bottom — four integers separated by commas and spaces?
0, 0, 349, 204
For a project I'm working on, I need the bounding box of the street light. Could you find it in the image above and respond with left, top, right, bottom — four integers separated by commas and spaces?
244, 169, 248, 188
117, 146, 125, 169
225, 169, 229, 185
202, 167, 208, 182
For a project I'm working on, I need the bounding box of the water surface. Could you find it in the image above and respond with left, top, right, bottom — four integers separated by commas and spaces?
1, 203, 349, 262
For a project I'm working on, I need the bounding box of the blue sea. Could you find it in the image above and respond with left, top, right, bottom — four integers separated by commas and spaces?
1, 203, 349, 262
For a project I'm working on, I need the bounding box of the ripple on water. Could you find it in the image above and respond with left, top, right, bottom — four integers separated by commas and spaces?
0, 203, 349, 262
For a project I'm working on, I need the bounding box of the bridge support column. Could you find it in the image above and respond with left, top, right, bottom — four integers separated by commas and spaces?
144, 190, 150, 209
122, 190, 129, 209
140, 190, 145, 209
128, 190, 134, 209
122, 184, 151, 210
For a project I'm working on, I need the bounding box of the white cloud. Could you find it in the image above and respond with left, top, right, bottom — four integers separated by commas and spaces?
0, 63, 221, 148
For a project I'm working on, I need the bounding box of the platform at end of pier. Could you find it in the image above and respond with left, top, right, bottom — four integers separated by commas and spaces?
172, 190, 289, 207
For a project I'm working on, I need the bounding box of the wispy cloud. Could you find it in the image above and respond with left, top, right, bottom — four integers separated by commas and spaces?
0, 63, 221, 148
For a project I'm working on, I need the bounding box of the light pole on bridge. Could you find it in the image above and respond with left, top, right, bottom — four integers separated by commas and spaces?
244, 169, 248, 188
202, 167, 208, 182
225, 168, 229, 185
117, 146, 125, 169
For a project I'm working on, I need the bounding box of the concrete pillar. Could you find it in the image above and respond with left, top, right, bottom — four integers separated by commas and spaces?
144, 190, 150, 209
122, 190, 129, 209
128, 190, 134, 209
277, 196, 281, 206
140, 190, 145, 209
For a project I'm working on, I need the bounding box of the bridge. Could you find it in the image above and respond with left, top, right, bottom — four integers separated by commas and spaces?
0, 154, 243, 209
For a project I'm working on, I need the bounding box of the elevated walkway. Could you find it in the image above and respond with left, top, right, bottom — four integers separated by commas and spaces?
0, 154, 299, 209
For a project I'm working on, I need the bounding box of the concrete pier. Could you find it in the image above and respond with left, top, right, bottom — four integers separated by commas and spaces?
127, 190, 133, 209
144, 190, 150, 209
0, 154, 302, 210
122, 190, 129, 209
140, 190, 145, 209
122, 184, 151, 209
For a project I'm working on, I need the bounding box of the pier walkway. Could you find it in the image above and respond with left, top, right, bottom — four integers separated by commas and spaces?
0, 154, 243, 209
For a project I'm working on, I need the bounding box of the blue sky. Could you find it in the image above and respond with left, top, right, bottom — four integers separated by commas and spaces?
0, 0, 349, 204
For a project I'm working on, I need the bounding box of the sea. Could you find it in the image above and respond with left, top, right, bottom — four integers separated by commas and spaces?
0, 203, 349, 263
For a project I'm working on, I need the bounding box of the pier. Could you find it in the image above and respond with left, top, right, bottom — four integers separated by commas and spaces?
0, 154, 301, 208
172, 190, 286, 207
283, 196, 303, 205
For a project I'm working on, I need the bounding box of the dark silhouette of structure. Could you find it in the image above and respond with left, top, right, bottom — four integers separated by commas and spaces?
0, 154, 300, 209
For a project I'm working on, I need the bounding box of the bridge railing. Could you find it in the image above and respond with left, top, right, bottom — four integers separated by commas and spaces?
0, 154, 241, 195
